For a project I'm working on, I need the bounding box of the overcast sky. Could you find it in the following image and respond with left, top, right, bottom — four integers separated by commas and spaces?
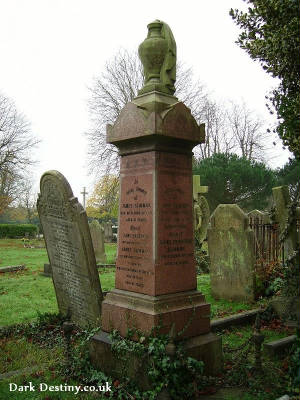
0, 0, 292, 204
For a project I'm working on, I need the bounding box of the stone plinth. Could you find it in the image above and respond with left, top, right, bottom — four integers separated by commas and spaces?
90, 331, 222, 382
101, 289, 210, 339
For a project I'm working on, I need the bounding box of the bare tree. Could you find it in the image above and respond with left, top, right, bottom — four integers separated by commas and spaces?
18, 179, 37, 224
85, 50, 270, 176
0, 92, 39, 213
226, 101, 270, 162
86, 50, 142, 176
196, 99, 235, 159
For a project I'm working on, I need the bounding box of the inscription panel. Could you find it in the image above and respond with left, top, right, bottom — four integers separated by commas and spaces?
156, 152, 196, 294
116, 153, 155, 294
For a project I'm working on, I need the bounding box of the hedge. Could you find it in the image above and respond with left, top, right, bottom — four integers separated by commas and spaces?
0, 224, 38, 238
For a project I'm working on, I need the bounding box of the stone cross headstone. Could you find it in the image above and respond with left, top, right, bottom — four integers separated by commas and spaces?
81, 186, 88, 209
37, 170, 103, 327
193, 175, 208, 200
207, 204, 255, 302
89, 220, 107, 264
193, 175, 210, 244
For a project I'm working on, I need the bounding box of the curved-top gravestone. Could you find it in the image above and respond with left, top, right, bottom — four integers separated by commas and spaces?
37, 170, 103, 327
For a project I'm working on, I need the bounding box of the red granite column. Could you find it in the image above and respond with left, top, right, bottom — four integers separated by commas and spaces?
100, 92, 210, 339
90, 21, 222, 377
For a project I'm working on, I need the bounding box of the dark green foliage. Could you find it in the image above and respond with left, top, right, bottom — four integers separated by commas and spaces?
275, 157, 300, 201
230, 0, 300, 158
289, 331, 300, 394
0, 223, 37, 238
193, 153, 276, 212
110, 329, 204, 399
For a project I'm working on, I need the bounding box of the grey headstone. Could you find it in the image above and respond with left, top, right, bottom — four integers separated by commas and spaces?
37, 170, 103, 327
89, 220, 107, 264
207, 204, 255, 302
103, 222, 113, 242
41, 263, 52, 277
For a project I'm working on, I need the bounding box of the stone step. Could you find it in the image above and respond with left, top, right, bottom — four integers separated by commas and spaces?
0, 365, 43, 381
0, 265, 25, 273
264, 335, 297, 357
211, 309, 261, 331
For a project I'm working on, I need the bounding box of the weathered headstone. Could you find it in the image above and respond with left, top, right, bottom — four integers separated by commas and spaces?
103, 222, 113, 242
90, 20, 222, 378
41, 263, 52, 277
207, 204, 255, 302
37, 170, 103, 327
89, 220, 107, 264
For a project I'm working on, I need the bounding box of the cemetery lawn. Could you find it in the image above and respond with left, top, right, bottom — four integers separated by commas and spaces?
1, 239, 262, 326
0, 240, 297, 399
0, 239, 116, 326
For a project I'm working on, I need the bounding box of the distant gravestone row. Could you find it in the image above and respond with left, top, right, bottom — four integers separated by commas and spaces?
37, 170, 103, 327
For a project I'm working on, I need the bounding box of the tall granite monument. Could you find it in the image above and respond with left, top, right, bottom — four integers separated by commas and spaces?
37, 171, 103, 327
90, 20, 222, 376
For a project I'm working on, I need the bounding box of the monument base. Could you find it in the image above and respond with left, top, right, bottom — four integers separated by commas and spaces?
101, 289, 210, 339
89, 330, 222, 386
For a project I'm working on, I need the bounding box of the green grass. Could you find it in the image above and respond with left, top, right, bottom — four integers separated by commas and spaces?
0, 239, 296, 400
0, 336, 62, 374
104, 243, 117, 264
197, 274, 257, 319
221, 324, 293, 350
0, 239, 48, 271
0, 239, 117, 326
0, 239, 262, 326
